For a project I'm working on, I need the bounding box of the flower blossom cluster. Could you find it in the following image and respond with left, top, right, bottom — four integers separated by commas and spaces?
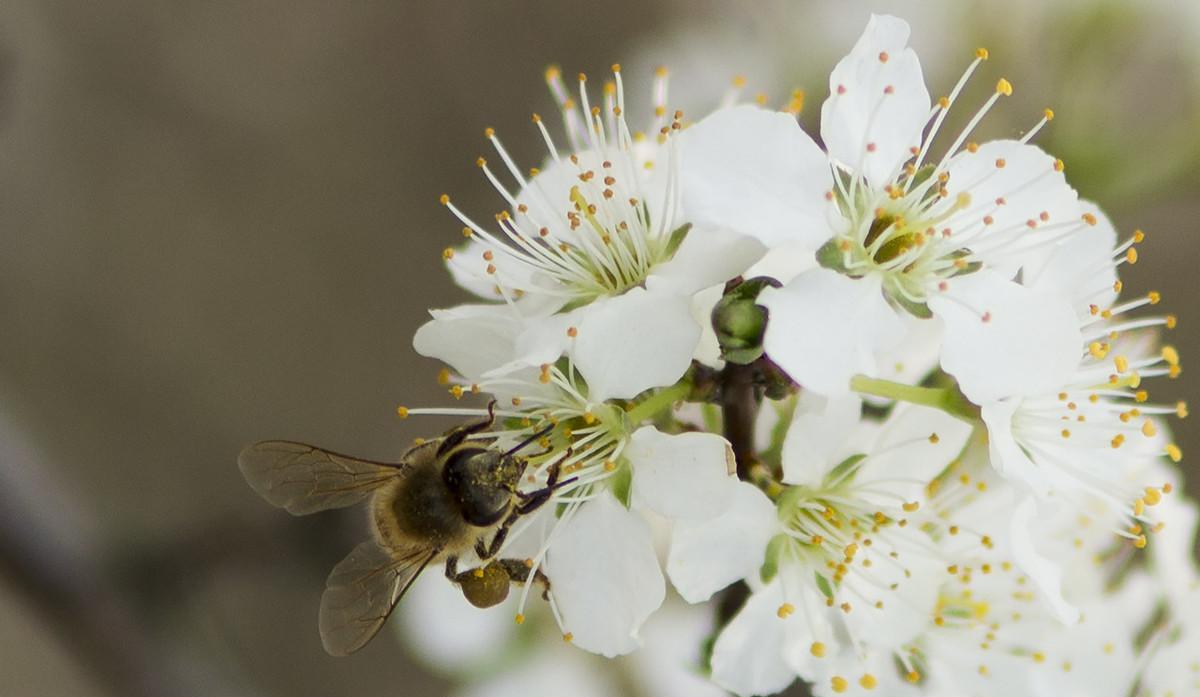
404, 14, 1196, 696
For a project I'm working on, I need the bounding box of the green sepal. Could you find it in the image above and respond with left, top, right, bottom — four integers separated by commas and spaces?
610, 460, 634, 508
814, 572, 835, 600
823, 453, 867, 487
662, 223, 692, 259
816, 237, 847, 272
889, 291, 934, 319
760, 533, 790, 584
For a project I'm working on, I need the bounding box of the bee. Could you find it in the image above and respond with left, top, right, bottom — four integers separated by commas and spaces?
237, 402, 567, 656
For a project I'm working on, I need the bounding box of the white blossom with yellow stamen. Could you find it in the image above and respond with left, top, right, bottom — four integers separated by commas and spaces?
414, 65, 763, 402
668, 393, 971, 695
400, 361, 736, 657
678, 14, 1090, 399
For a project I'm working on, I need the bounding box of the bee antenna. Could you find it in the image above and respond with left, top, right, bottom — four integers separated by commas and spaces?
503, 423, 555, 457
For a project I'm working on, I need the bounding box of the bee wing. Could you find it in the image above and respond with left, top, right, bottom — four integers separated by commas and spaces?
318, 539, 439, 656
237, 440, 406, 515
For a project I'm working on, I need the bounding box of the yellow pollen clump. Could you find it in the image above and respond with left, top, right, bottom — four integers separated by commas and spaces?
996, 78, 1013, 96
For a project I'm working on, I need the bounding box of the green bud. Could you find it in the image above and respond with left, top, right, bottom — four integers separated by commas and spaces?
712, 276, 781, 365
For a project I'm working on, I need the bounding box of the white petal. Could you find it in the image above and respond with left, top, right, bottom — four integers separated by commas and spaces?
629, 426, 736, 521
454, 646, 615, 697
679, 104, 834, 247
1011, 496, 1080, 624
572, 288, 700, 401
413, 304, 521, 379
855, 403, 973, 503
545, 492, 665, 657
820, 14, 930, 188
631, 603, 728, 697
690, 284, 725, 369
1022, 200, 1119, 316
667, 482, 778, 603
759, 268, 907, 396
941, 140, 1080, 271
980, 400, 1056, 497
648, 225, 766, 296
397, 573, 516, 671
710, 580, 798, 697
929, 270, 1081, 404
780, 391, 863, 487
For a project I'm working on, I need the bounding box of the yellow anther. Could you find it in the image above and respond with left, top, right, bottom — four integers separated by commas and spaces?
906, 671, 922, 683
903, 501, 920, 513
1135, 499, 1146, 516
1127, 247, 1139, 264
610, 63, 621, 73
1115, 355, 1129, 373
831, 677, 849, 693
1144, 487, 1163, 506
562, 632, 574, 643
395, 406, 409, 419
1162, 346, 1180, 365
860, 674, 878, 690
1033, 652, 1046, 664
777, 603, 795, 619
1177, 401, 1189, 418
1135, 390, 1148, 403
1111, 434, 1126, 449
1148, 291, 1161, 304
1167, 315, 1178, 329
1089, 341, 1108, 359
996, 78, 1013, 96
938, 96, 950, 109
1142, 420, 1158, 437
1054, 158, 1065, 172
442, 247, 455, 260
436, 368, 451, 385
1044, 108, 1055, 121
929, 433, 940, 444
1134, 535, 1148, 549
514, 613, 526, 625
976, 47, 990, 60
1133, 229, 1146, 243
732, 75, 747, 88
439, 194, 450, 205
811, 642, 827, 658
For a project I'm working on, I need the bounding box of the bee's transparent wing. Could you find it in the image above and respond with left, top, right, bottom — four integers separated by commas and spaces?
237, 440, 407, 515
318, 539, 439, 656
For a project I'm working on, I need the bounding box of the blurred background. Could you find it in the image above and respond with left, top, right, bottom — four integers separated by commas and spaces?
0, 1, 1196, 695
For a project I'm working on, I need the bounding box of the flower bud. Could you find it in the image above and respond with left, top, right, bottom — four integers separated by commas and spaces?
712, 276, 780, 364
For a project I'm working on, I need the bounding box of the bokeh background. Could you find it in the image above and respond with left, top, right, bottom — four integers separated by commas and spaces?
1, 1, 1196, 695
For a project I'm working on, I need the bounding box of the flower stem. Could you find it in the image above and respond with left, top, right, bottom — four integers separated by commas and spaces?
722, 363, 759, 480
849, 374, 980, 421
625, 379, 692, 425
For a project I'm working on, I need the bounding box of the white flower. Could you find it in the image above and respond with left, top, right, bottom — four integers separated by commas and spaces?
414, 65, 763, 401
680, 14, 1091, 397
669, 393, 972, 695
400, 363, 736, 657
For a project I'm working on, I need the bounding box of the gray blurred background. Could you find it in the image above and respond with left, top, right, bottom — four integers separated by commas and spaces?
0, 1, 1196, 695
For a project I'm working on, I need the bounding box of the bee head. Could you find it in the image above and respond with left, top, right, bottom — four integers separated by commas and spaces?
442, 446, 525, 527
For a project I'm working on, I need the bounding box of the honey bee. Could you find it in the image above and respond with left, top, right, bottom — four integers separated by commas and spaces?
238, 403, 567, 656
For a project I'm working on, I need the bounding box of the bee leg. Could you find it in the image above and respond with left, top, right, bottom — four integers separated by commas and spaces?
477, 508, 522, 560
435, 400, 498, 456
514, 449, 576, 515
444, 555, 460, 580
494, 559, 552, 600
